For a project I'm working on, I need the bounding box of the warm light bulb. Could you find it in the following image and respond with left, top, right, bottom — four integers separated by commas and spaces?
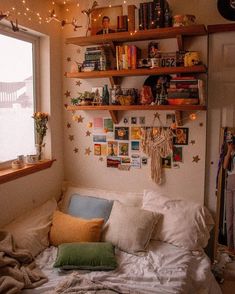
189, 113, 197, 121
22, 0, 26, 4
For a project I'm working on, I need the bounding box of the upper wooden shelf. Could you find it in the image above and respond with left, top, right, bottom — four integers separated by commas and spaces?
65, 65, 207, 80
66, 25, 207, 46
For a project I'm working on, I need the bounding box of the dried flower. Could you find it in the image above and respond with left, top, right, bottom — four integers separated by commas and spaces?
32, 112, 49, 145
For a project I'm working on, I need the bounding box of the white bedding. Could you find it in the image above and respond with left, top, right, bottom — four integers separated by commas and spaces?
23, 241, 221, 294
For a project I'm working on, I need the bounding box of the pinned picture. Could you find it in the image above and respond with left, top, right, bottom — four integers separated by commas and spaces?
131, 117, 137, 124
93, 134, 106, 142
93, 117, 103, 133
131, 141, 140, 151
142, 157, 148, 165
115, 127, 129, 140
94, 144, 101, 156
119, 142, 129, 156
121, 157, 131, 164
123, 117, 129, 124
173, 128, 189, 145
107, 156, 121, 168
104, 118, 113, 133
139, 117, 145, 124
131, 127, 141, 140
131, 154, 141, 168
162, 156, 172, 168
108, 141, 118, 156
173, 146, 183, 162
101, 144, 107, 156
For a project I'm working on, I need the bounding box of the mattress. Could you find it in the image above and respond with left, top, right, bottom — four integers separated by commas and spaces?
23, 240, 222, 294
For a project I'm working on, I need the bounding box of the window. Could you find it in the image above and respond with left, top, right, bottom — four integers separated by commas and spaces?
0, 28, 38, 164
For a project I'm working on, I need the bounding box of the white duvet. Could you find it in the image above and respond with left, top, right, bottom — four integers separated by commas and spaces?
23, 241, 221, 294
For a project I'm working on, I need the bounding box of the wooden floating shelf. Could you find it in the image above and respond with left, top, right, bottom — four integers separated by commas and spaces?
67, 105, 207, 125
0, 159, 56, 185
66, 25, 207, 46
65, 65, 207, 84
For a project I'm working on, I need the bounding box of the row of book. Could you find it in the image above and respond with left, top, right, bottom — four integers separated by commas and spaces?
167, 76, 205, 105
139, 0, 171, 30
116, 45, 141, 70
82, 46, 111, 71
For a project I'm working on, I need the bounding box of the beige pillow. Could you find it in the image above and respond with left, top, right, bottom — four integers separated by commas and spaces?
102, 201, 160, 255
59, 186, 143, 213
4, 198, 57, 257
49, 211, 104, 246
142, 190, 214, 250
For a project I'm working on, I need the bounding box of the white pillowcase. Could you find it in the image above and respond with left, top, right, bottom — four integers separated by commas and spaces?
102, 201, 160, 255
142, 190, 214, 251
4, 198, 57, 257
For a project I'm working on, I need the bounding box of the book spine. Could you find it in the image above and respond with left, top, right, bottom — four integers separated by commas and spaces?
116, 46, 120, 70
128, 46, 131, 69
123, 45, 129, 69
148, 2, 155, 29
131, 46, 137, 69
169, 84, 199, 89
198, 79, 206, 105
142, 2, 148, 30
139, 3, 144, 30
128, 5, 136, 32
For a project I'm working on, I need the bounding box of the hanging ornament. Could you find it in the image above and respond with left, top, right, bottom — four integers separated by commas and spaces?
192, 155, 200, 163
82, 1, 98, 36
0, 11, 9, 21
61, 18, 82, 31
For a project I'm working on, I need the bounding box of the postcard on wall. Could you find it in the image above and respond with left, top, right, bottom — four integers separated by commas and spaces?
121, 157, 131, 164
173, 128, 189, 145
131, 117, 137, 124
104, 118, 113, 133
93, 134, 107, 143
131, 154, 141, 168
115, 127, 129, 140
108, 141, 118, 156
173, 146, 183, 162
101, 144, 107, 156
131, 141, 140, 151
162, 156, 172, 168
93, 117, 104, 133
139, 116, 145, 124
131, 127, 141, 140
119, 142, 129, 156
107, 156, 121, 168
94, 144, 101, 156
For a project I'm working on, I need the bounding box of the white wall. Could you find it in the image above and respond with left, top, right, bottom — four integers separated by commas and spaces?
0, 0, 64, 227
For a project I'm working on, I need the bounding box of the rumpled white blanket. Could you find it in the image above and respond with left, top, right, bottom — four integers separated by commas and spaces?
23, 241, 222, 294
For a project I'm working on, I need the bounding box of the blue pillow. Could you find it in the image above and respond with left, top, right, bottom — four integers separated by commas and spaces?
68, 194, 113, 223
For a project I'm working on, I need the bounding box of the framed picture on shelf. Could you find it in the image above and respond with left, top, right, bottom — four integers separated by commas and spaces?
91, 5, 123, 35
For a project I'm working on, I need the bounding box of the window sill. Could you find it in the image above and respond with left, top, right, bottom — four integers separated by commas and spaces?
0, 159, 56, 185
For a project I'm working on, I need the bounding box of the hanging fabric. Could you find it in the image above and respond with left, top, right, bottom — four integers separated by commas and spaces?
140, 113, 174, 184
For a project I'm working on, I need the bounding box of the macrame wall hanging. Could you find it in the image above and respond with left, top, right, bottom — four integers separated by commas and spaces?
141, 113, 174, 184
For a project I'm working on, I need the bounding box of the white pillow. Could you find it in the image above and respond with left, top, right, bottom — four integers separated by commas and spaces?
142, 190, 214, 250
102, 201, 160, 255
4, 198, 57, 257
59, 186, 143, 213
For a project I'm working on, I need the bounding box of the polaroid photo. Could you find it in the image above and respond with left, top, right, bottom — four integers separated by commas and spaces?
123, 117, 129, 124
104, 118, 113, 133
131, 141, 140, 151
93, 117, 104, 133
131, 117, 137, 124
141, 157, 148, 165
131, 127, 141, 140
107, 141, 118, 156
139, 117, 146, 125
121, 157, 131, 164
131, 154, 141, 169
119, 142, 129, 156
162, 156, 172, 168
93, 134, 107, 143
94, 144, 101, 156
173, 146, 183, 162
107, 156, 121, 168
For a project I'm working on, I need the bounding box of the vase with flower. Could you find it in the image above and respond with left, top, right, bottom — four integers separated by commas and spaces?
32, 112, 49, 160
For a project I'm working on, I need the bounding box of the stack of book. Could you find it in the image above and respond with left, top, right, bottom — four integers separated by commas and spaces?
82, 46, 110, 71
139, 0, 169, 30
116, 45, 141, 70
167, 76, 205, 105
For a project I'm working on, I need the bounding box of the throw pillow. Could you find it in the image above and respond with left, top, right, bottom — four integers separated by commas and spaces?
142, 190, 214, 250
68, 194, 113, 223
49, 211, 104, 246
54, 242, 117, 270
102, 201, 160, 255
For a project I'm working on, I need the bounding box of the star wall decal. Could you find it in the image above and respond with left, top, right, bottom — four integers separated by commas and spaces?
190, 140, 196, 145
199, 122, 204, 127
64, 90, 71, 97
99, 157, 104, 162
67, 57, 71, 62
154, 112, 160, 119
64, 103, 68, 109
73, 147, 79, 153
77, 48, 81, 54
69, 135, 74, 141
77, 115, 84, 123
85, 147, 92, 155
192, 155, 200, 163
76, 80, 82, 86
87, 122, 93, 128
67, 122, 71, 128
86, 130, 91, 136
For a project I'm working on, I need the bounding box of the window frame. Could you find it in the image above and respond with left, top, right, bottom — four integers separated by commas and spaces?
0, 24, 40, 167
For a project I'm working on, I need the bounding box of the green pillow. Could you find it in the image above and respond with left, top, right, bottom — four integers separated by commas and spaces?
54, 242, 117, 271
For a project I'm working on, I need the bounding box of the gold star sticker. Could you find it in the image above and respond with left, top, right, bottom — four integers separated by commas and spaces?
85, 147, 92, 155
64, 90, 71, 97
99, 157, 104, 162
73, 147, 79, 153
190, 140, 196, 145
67, 57, 71, 62
86, 130, 91, 136
77, 115, 84, 123
87, 122, 93, 128
67, 122, 71, 128
76, 80, 82, 86
192, 155, 200, 163
69, 135, 74, 141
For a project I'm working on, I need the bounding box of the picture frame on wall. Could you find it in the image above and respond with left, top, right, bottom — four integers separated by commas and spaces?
91, 5, 123, 35
173, 128, 189, 145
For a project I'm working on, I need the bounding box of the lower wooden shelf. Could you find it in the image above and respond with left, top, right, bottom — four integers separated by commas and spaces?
0, 159, 56, 185
67, 104, 207, 125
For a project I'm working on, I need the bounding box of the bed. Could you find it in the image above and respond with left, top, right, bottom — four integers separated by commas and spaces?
3, 186, 222, 294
